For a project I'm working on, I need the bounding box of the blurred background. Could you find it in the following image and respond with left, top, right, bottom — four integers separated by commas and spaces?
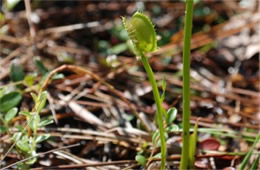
0, 0, 259, 169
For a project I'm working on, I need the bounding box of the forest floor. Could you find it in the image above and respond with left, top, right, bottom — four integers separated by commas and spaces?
0, 1, 259, 170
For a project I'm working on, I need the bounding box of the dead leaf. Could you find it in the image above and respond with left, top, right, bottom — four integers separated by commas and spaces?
199, 138, 220, 150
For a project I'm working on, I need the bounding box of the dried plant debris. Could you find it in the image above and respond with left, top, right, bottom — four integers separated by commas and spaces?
0, 1, 259, 170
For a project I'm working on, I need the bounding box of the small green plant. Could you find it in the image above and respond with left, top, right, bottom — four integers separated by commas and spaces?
123, 2, 195, 168
135, 107, 179, 168
0, 90, 53, 169
0, 60, 56, 169
122, 12, 169, 170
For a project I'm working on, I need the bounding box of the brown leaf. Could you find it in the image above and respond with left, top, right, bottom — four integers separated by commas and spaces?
199, 138, 220, 150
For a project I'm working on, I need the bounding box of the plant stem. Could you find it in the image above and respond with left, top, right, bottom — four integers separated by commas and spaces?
239, 132, 260, 170
180, 0, 194, 169
140, 54, 166, 170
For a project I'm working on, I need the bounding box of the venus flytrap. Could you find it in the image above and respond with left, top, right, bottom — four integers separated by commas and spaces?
122, 12, 167, 170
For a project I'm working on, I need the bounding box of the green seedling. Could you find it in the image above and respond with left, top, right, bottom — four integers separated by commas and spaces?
0, 90, 53, 169
122, 3, 195, 169
122, 12, 167, 170
189, 119, 198, 169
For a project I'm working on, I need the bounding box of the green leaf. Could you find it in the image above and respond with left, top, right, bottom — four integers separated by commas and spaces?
155, 111, 160, 127
38, 119, 53, 128
26, 156, 37, 165
12, 132, 22, 141
162, 76, 166, 93
16, 137, 30, 152
0, 125, 7, 133
34, 58, 48, 75
152, 131, 159, 146
109, 43, 128, 55
36, 134, 50, 143
17, 163, 30, 169
135, 154, 147, 166
10, 62, 24, 82
153, 152, 161, 158
24, 74, 36, 87
164, 132, 168, 142
4, 107, 18, 123
160, 77, 166, 103
15, 125, 24, 132
189, 121, 198, 169
29, 114, 40, 131
36, 91, 48, 112
0, 88, 5, 98
162, 107, 167, 121
30, 93, 38, 104
19, 110, 31, 118
52, 73, 64, 80
156, 132, 168, 148
166, 107, 177, 125
166, 124, 179, 132
0, 92, 22, 113
250, 154, 260, 170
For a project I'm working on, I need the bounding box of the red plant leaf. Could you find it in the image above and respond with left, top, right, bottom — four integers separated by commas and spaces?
199, 137, 220, 150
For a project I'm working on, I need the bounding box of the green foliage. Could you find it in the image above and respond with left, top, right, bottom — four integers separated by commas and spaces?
24, 74, 36, 87
29, 113, 40, 131
0, 90, 52, 169
166, 107, 177, 125
166, 124, 179, 132
108, 43, 128, 55
250, 154, 259, 170
34, 58, 49, 75
36, 134, 51, 143
135, 154, 147, 166
122, 12, 183, 170
4, 107, 18, 124
0, 88, 5, 98
34, 58, 64, 85
0, 91, 22, 113
189, 121, 198, 169
10, 62, 24, 82
152, 130, 160, 146
16, 136, 30, 152
0, 125, 7, 133
38, 118, 53, 128
35, 91, 48, 113
160, 77, 166, 102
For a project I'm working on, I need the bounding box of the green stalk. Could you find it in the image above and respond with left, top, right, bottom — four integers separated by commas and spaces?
141, 53, 166, 170
180, 0, 194, 169
239, 132, 260, 170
